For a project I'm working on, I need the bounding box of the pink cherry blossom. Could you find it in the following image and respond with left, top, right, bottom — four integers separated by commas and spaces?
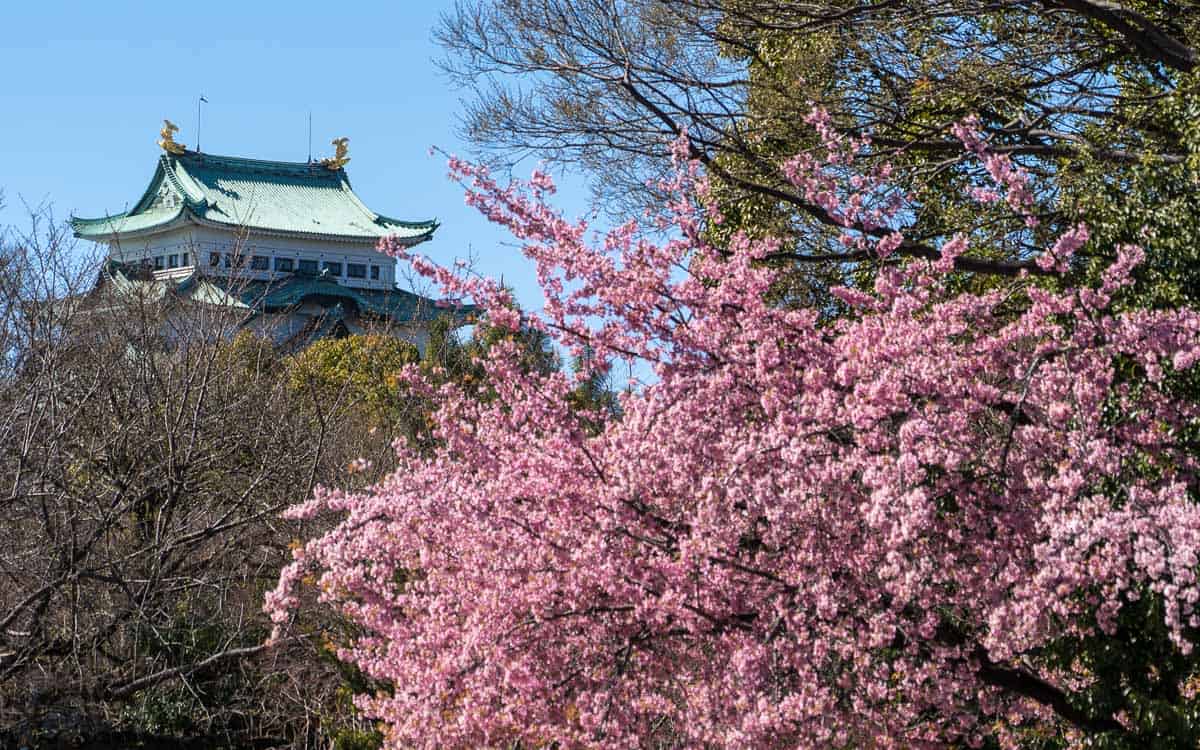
267, 119, 1200, 749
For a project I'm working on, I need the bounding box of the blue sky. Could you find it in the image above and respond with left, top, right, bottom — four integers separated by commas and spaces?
0, 0, 596, 316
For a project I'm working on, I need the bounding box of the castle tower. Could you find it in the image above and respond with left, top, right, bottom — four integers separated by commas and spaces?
70, 127, 470, 350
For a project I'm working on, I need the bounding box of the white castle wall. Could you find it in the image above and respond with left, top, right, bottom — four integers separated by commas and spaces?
107, 225, 403, 291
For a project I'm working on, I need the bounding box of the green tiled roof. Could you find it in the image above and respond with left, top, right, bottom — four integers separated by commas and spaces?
72, 150, 438, 243
214, 275, 473, 324
97, 261, 475, 327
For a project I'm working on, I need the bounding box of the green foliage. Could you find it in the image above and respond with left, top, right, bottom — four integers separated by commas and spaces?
119, 687, 200, 738
422, 309, 561, 399
316, 635, 387, 750
330, 726, 385, 750
706, 2, 1200, 315
567, 345, 621, 433
459, 315, 561, 380
287, 333, 421, 427
1025, 589, 1200, 749
1069, 71, 1200, 311
216, 328, 280, 376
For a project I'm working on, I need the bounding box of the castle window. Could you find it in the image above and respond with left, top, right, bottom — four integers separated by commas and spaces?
209, 252, 221, 267
370, 265, 380, 280
153, 256, 164, 269
181, 252, 189, 266
274, 257, 295, 272
167, 254, 178, 268
298, 259, 319, 274
322, 261, 343, 276
346, 263, 366, 279
250, 255, 270, 270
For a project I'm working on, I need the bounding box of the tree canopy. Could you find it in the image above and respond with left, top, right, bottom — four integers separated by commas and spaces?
437, 0, 1199, 302
269, 117, 1200, 748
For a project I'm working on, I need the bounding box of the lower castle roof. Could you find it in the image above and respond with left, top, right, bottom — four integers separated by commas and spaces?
95, 261, 475, 327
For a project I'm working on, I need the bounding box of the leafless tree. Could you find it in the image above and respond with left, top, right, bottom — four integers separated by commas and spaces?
0, 214, 400, 748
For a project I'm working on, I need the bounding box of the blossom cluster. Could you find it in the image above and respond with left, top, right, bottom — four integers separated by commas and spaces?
267, 116, 1200, 748
951, 115, 1039, 227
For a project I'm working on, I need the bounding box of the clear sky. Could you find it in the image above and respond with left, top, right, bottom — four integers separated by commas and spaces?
0, 0, 595, 316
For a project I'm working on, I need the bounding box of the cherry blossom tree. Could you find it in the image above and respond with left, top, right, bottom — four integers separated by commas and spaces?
267, 114, 1200, 748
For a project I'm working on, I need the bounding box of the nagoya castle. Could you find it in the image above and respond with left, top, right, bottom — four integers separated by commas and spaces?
70, 120, 469, 350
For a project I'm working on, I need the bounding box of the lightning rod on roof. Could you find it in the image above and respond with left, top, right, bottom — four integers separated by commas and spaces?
196, 94, 208, 152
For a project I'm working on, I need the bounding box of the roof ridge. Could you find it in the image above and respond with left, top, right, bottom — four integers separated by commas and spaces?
175, 150, 339, 176
161, 156, 209, 209
375, 214, 440, 229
